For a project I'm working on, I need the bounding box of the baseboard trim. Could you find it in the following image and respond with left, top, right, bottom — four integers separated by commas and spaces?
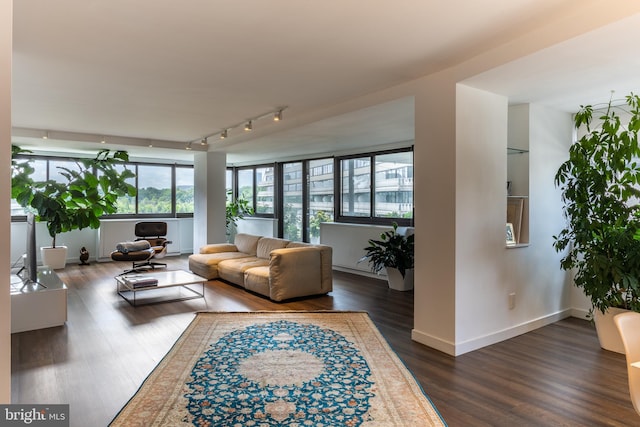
412, 308, 573, 356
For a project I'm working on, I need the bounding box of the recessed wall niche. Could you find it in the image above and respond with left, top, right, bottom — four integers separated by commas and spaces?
506, 104, 530, 246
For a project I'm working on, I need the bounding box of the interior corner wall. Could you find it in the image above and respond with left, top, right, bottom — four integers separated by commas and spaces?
454, 88, 574, 355
454, 84, 510, 355
193, 151, 227, 251
0, 0, 11, 403
411, 72, 458, 355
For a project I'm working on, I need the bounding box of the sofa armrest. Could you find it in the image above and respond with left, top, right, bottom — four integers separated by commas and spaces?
269, 247, 324, 301
199, 243, 238, 254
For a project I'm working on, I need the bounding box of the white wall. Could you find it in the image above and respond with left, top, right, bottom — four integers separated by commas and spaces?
320, 222, 399, 278
411, 71, 458, 355
236, 217, 277, 238
0, 0, 11, 403
410, 79, 574, 356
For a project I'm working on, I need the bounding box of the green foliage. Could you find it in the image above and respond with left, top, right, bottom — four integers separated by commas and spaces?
359, 222, 414, 278
283, 203, 301, 241
11, 145, 136, 247
309, 210, 332, 239
554, 93, 640, 317
226, 190, 254, 236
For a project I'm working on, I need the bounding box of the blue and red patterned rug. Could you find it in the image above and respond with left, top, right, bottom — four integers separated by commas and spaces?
110, 311, 446, 426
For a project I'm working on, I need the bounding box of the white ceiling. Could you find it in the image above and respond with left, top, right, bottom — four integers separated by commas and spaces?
11, 1, 640, 164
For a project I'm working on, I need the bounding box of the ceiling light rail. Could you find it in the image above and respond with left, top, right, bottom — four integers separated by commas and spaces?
187, 106, 287, 149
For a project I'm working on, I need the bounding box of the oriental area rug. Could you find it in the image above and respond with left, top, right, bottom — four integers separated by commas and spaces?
110, 311, 446, 426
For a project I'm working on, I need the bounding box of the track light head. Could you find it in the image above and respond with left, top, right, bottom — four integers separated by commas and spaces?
186, 142, 192, 150
274, 110, 283, 122
220, 129, 228, 139
200, 138, 208, 146
244, 120, 252, 131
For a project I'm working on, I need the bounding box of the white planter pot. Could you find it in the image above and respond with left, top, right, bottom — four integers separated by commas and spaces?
41, 246, 68, 270
386, 267, 414, 291
594, 307, 629, 354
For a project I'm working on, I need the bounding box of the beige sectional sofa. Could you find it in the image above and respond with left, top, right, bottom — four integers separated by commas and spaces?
188, 233, 333, 301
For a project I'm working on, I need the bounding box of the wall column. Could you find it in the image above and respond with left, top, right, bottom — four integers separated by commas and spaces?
193, 151, 227, 252
411, 72, 458, 355
0, 0, 12, 403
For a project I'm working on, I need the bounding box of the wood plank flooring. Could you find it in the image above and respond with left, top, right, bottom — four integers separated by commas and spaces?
11, 256, 639, 426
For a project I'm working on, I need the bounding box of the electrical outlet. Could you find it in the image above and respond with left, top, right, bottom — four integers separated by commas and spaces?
509, 293, 516, 310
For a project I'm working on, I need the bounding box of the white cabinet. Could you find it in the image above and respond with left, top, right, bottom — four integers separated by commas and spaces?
11, 268, 67, 333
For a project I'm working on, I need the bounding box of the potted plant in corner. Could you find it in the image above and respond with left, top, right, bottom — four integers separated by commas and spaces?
359, 222, 414, 291
554, 93, 640, 353
11, 145, 136, 269
225, 190, 254, 243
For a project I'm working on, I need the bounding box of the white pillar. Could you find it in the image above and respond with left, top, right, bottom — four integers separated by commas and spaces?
0, 0, 12, 403
193, 151, 227, 252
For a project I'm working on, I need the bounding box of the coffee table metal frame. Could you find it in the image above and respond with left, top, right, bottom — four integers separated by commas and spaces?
115, 269, 206, 306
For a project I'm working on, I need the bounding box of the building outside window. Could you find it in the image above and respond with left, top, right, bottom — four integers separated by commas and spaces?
340, 156, 371, 217
283, 162, 303, 241
308, 158, 334, 243
256, 166, 274, 214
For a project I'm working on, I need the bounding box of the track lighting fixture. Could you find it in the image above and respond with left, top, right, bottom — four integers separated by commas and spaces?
198, 106, 287, 143
42, 131, 49, 140
186, 142, 192, 150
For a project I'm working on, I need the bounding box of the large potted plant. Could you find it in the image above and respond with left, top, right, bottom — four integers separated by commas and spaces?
554, 93, 640, 353
225, 190, 254, 242
359, 222, 414, 291
11, 145, 136, 269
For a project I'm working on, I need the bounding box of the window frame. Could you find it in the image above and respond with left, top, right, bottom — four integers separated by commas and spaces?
10, 153, 194, 221
226, 146, 413, 241
335, 147, 413, 227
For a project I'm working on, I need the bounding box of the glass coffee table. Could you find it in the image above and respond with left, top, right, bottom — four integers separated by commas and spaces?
116, 270, 207, 306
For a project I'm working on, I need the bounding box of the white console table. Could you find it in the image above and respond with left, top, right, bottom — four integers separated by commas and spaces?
10, 268, 68, 333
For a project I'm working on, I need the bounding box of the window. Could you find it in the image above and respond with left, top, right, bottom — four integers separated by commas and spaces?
109, 164, 136, 214
237, 168, 254, 206
233, 165, 276, 216
225, 147, 412, 240
338, 149, 413, 224
308, 158, 334, 243
225, 169, 233, 202
283, 162, 303, 241
175, 167, 194, 214
137, 165, 172, 214
340, 157, 371, 217
374, 151, 413, 219
11, 158, 46, 216
256, 166, 274, 214
11, 154, 194, 220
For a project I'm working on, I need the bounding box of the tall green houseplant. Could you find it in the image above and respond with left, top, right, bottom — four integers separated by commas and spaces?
554, 93, 640, 318
225, 189, 254, 241
11, 145, 137, 247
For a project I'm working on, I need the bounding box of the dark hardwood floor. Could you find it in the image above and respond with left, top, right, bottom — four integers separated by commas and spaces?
11, 256, 639, 426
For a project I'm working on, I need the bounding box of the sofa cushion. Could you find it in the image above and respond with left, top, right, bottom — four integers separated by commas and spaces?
218, 257, 270, 285
188, 252, 254, 280
243, 266, 271, 297
256, 237, 290, 259
233, 233, 261, 255
200, 243, 238, 254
